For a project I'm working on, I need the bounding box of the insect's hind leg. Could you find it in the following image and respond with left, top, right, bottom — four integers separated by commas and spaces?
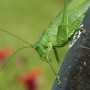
53, 47, 60, 64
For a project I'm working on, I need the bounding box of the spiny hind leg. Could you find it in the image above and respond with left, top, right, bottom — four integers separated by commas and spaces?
48, 60, 61, 87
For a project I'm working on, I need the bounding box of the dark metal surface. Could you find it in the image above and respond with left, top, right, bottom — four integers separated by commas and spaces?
52, 7, 90, 90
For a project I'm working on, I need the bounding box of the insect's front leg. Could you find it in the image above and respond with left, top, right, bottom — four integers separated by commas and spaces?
39, 42, 52, 62
46, 42, 61, 87
45, 42, 52, 60
48, 59, 61, 87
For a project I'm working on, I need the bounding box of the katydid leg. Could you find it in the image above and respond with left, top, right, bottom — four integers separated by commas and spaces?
48, 59, 61, 87
53, 47, 60, 64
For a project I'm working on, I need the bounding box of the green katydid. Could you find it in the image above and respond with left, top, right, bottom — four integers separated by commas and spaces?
0, 0, 90, 87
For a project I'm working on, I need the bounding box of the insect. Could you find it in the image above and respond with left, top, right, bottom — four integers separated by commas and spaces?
0, 0, 90, 87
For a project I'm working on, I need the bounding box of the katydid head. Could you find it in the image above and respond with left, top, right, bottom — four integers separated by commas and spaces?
32, 44, 48, 60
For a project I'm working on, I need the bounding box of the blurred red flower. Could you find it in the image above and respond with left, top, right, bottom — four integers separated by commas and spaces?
0, 47, 13, 61
18, 69, 41, 90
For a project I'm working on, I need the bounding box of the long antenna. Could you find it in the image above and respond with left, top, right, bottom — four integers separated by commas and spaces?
0, 29, 32, 46
0, 46, 32, 70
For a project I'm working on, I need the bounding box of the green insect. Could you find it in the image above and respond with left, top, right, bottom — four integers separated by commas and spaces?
0, 0, 90, 87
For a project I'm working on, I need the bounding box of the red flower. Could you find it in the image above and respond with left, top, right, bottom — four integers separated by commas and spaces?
18, 69, 41, 90
0, 47, 13, 61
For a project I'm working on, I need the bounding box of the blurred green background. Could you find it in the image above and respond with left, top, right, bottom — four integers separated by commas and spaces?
0, 0, 69, 90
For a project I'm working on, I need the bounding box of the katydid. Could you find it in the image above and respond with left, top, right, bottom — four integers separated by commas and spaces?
0, 0, 90, 87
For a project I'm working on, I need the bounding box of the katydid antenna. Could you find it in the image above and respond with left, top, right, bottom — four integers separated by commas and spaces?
0, 29, 33, 70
